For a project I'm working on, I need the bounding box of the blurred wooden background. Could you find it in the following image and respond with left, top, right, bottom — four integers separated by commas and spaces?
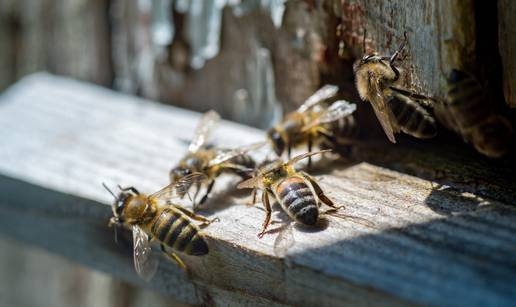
0, 0, 514, 306
1, 1, 514, 124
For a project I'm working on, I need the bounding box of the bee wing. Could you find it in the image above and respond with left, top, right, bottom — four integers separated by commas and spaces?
329, 213, 377, 229
236, 176, 262, 189
132, 225, 159, 281
188, 110, 221, 153
368, 85, 399, 143
301, 100, 357, 132
151, 173, 208, 200
208, 141, 266, 167
273, 222, 295, 257
286, 149, 332, 166
297, 85, 339, 113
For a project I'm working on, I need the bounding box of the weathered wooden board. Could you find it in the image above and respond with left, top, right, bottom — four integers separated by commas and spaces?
0, 235, 190, 307
0, 0, 112, 91
498, 0, 516, 108
109, 0, 480, 126
339, 0, 476, 99
0, 74, 515, 306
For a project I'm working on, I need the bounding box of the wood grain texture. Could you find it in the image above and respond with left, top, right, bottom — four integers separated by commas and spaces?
340, 0, 476, 100
0, 74, 516, 306
498, 0, 516, 108
0, 0, 112, 90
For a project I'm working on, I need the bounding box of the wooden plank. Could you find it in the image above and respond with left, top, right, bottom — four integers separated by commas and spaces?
498, 0, 516, 108
339, 0, 475, 100
0, 0, 112, 90
0, 74, 515, 306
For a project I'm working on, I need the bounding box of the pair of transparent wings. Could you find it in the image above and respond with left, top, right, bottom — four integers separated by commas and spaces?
296, 85, 357, 132
131, 173, 205, 281
237, 150, 332, 190
187, 110, 265, 169
369, 84, 435, 143
132, 224, 158, 281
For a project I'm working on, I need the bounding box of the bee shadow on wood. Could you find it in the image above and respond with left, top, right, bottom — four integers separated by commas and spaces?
192, 177, 251, 216
259, 201, 330, 237
424, 184, 489, 216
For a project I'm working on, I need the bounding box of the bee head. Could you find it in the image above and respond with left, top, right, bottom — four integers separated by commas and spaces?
170, 166, 193, 183
103, 183, 132, 225
353, 54, 381, 73
267, 128, 285, 157
114, 191, 131, 220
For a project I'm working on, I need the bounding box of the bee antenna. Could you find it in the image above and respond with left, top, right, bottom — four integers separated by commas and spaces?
102, 182, 117, 199
287, 149, 332, 166
390, 31, 408, 64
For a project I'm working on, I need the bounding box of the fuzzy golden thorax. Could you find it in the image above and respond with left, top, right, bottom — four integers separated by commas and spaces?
259, 162, 295, 189
118, 194, 157, 225
353, 55, 397, 101
170, 149, 216, 183
268, 112, 306, 156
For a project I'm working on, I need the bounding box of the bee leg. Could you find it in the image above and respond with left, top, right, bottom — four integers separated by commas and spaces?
307, 134, 313, 168
258, 190, 272, 238
199, 180, 215, 205
388, 31, 407, 64
246, 188, 258, 206
300, 171, 340, 209
160, 244, 186, 270
170, 204, 220, 226
287, 140, 292, 159
389, 86, 434, 107
192, 181, 202, 210
386, 32, 407, 82
252, 188, 257, 204
322, 206, 346, 215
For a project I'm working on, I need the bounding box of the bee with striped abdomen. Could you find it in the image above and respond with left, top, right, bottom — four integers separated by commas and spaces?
103, 173, 217, 280
170, 110, 264, 208
353, 33, 437, 143
237, 150, 342, 238
267, 85, 358, 166
435, 69, 513, 158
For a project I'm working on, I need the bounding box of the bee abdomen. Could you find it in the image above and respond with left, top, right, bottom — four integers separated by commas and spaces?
446, 73, 491, 130
228, 154, 256, 179
328, 116, 360, 139
277, 177, 318, 225
389, 96, 437, 139
471, 115, 513, 158
151, 208, 208, 256
230, 154, 256, 169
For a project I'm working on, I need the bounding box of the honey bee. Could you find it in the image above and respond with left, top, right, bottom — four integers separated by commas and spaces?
170, 110, 264, 207
267, 85, 358, 166
436, 69, 513, 158
237, 150, 342, 238
353, 33, 437, 143
103, 173, 217, 281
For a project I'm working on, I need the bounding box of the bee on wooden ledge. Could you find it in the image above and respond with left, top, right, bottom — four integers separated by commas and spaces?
237, 150, 344, 238
267, 85, 359, 167
170, 110, 265, 209
102, 173, 218, 281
